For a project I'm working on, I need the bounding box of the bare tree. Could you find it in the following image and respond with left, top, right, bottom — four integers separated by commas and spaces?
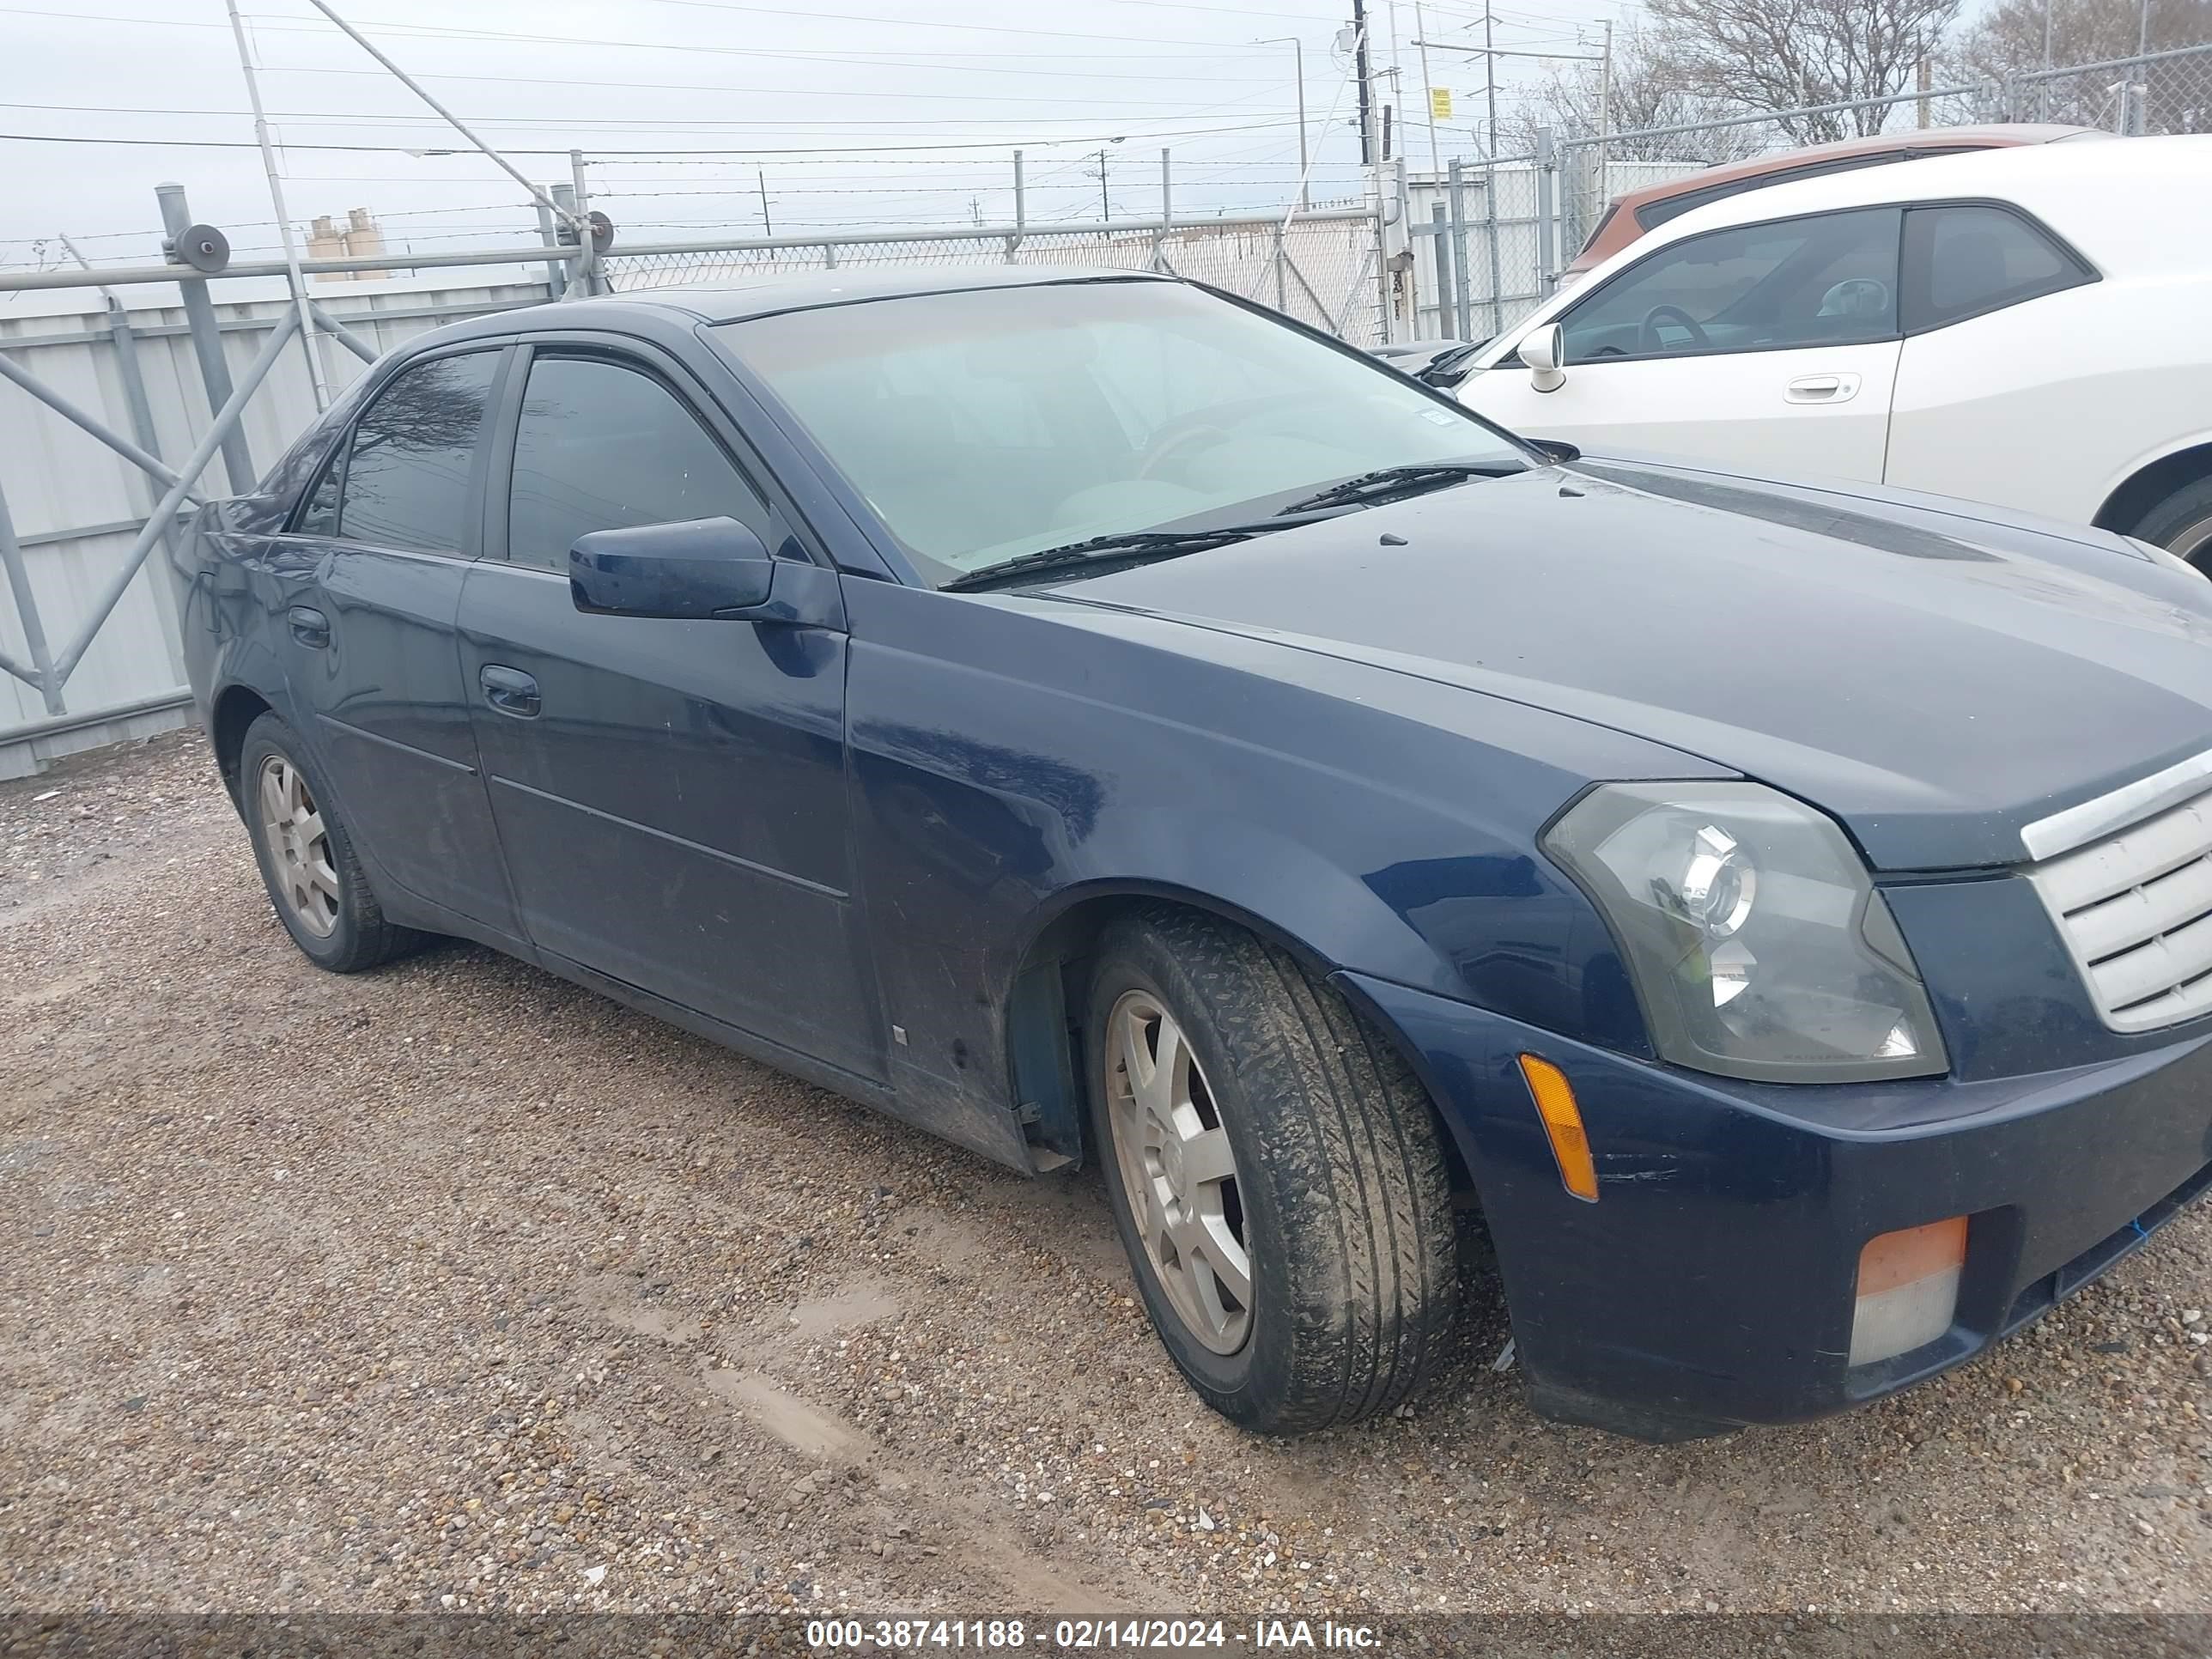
1950, 0, 2210, 77
1946, 0, 2212, 128
1646, 0, 1966, 140
1504, 23, 1768, 161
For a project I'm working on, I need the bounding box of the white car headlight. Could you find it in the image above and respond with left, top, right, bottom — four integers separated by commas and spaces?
1543, 782, 1948, 1083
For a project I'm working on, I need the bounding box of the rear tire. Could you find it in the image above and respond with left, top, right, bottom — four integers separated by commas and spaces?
2133, 476, 2212, 570
1085, 907, 1461, 1435
239, 711, 425, 974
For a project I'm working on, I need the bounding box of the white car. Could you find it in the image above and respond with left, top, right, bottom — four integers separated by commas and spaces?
1458, 135, 2212, 564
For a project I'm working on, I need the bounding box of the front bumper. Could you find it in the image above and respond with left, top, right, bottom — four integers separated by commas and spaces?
1341, 970, 2212, 1441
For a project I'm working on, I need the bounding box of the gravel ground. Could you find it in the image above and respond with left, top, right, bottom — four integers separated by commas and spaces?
5, 728, 2212, 1631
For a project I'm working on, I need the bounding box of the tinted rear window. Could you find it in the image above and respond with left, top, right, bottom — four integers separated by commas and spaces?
336, 350, 500, 555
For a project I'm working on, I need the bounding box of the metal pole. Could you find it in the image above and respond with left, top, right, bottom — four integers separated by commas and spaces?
550, 181, 581, 295
224, 0, 327, 414
305, 301, 378, 363
2040, 0, 2055, 119
1351, 0, 1376, 167
0, 477, 64, 714
52, 313, 299, 686
156, 184, 254, 495
1009, 149, 1025, 264
757, 167, 773, 238
1426, 203, 1447, 337
1484, 157, 1504, 337
1595, 21, 1613, 217
1447, 158, 1472, 341
0, 349, 198, 500
1154, 149, 1172, 271
302, 0, 580, 236
1259, 39, 1313, 210
534, 194, 568, 299
1414, 5, 1441, 179
1483, 0, 1499, 161
59, 235, 175, 504
570, 150, 599, 295
1534, 125, 1558, 292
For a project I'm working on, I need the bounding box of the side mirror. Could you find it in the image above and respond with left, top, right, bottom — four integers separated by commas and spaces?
569, 517, 775, 620
1518, 324, 1566, 393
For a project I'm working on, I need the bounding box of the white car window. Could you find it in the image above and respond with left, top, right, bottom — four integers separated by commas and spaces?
1900, 204, 2093, 331
1559, 207, 1903, 365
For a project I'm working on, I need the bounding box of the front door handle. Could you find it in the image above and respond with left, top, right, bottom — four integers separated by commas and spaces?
1784, 372, 1862, 404
288, 605, 330, 648
478, 663, 541, 719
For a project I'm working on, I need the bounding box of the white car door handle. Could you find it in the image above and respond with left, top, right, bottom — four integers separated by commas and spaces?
1784, 373, 1862, 404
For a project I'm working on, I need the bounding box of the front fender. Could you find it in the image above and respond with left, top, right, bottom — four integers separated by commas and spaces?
843, 578, 1718, 1156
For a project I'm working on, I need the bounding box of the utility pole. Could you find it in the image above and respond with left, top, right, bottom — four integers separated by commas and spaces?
757, 167, 772, 237
1482, 0, 1498, 161
1351, 0, 1376, 167
1092, 149, 1111, 220
1257, 37, 1311, 209
1916, 55, 1932, 128
1414, 3, 1441, 177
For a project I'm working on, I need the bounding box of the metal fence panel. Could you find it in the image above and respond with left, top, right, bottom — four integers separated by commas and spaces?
0, 277, 549, 775
602, 212, 1392, 347
1396, 43, 2212, 345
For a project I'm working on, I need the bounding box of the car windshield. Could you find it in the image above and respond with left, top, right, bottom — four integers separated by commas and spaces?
713, 279, 1528, 583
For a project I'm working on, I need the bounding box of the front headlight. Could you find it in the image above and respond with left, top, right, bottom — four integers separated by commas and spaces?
1543, 782, 1948, 1083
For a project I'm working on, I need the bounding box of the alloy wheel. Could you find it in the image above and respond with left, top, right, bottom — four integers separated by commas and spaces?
256, 752, 340, 939
1104, 988, 1253, 1355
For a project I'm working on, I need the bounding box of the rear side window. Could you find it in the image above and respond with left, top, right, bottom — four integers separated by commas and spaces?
334, 350, 501, 554
1901, 204, 2092, 331
504, 356, 770, 570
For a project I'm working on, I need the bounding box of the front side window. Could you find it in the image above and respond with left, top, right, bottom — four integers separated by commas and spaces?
1901, 204, 2091, 331
505, 356, 770, 571
1559, 207, 1902, 364
714, 279, 1526, 580
335, 350, 500, 555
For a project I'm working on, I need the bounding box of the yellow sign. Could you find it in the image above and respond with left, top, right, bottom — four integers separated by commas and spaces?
1429, 87, 1453, 121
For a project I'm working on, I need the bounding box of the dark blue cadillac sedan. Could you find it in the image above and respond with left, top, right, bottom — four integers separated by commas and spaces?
178, 267, 2212, 1443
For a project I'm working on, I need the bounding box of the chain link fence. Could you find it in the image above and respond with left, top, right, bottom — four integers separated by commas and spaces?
600, 210, 1390, 347
1409, 42, 2212, 343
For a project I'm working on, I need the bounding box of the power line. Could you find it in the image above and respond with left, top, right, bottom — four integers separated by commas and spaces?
229, 6, 1266, 52
0, 116, 1313, 157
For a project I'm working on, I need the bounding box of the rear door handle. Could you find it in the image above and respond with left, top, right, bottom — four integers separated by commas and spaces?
478, 663, 541, 719
1784, 372, 1862, 404
288, 605, 330, 648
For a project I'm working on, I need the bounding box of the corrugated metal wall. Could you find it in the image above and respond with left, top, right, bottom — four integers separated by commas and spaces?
0, 274, 550, 778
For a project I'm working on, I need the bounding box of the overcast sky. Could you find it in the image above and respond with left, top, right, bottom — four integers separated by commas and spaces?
1, 0, 1641, 273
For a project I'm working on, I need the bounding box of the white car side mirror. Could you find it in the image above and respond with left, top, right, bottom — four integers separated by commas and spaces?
1518, 324, 1566, 393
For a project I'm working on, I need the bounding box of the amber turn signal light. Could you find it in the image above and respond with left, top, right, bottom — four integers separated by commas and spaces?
1516, 1054, 1597, 1202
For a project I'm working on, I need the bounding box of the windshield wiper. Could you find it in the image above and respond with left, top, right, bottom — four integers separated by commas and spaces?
1276, 459, 1525, 515
941, 519, 1320, 592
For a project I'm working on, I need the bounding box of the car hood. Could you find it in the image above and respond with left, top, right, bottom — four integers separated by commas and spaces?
1047, 459, 2212, 872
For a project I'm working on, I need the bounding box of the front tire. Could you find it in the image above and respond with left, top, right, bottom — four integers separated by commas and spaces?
239, 711, 423, 973
1085, 908, 1461, 1434
2134, 476, 2212, 571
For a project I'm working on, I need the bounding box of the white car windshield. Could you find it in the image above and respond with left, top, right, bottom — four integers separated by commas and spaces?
714, 278, 1528, 581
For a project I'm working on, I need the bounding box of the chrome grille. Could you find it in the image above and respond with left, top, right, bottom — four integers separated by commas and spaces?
2026, 778, 2212, 1032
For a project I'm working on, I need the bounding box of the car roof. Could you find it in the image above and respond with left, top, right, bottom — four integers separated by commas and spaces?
1620, 131, 2211, 270
1602, 124, 2106, 218
396, 264, 1180, 355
